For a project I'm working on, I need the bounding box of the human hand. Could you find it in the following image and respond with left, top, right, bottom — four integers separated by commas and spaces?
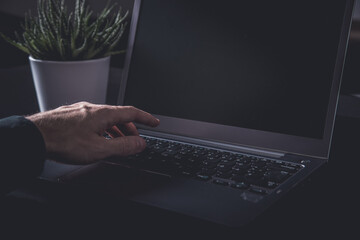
26, 102, 160, 165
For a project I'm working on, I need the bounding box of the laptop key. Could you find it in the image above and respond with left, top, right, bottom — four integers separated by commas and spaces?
234, 162, 250, 169
174, 153, 185, 160
264, 181, 278, 189
231, 182, 249, 190
244, 173, 265, 185
196, 173, 211, 181
213, 179, 229, 186
180, 167, 198, 177
204, 156, 221, 163
196, 168, 216, 180
202, 160, 218, 169
217, 162, 235, 172
271, 164, 298, 174
185, 157, 201, 166
200, 168, 216, 176
251, 160, 266, 168
192, 153, 206, 159
153, 147, 167, 153
215, 171, 232, 179
231, 167, 248, 175
231, 174, 246, 183
249, 187, 268, 195
161, 151, 177, 157
264, 170, 291, 183
181, 170, 195, 177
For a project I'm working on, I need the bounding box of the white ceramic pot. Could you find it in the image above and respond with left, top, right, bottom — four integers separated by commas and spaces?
29, 56, 110, 111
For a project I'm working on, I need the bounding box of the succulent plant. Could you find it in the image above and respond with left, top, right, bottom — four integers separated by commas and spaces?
0, 0, 128, 61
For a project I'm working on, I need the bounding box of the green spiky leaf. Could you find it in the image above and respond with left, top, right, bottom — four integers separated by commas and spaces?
0, 0, 128, 61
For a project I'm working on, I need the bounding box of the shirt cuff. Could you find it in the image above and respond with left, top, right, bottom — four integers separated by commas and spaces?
0, 116, 46, 193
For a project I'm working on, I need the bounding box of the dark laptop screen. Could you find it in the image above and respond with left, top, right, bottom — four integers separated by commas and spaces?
124, 0, 347, 139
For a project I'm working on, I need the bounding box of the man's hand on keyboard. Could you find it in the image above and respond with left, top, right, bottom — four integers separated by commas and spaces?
26, 102, 160, 165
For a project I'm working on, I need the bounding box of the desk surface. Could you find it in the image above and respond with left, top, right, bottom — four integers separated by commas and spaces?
3, 114, 359, 239
1, 65, 360, 238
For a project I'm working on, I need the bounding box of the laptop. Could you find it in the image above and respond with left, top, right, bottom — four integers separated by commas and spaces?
60, 0, 355, 227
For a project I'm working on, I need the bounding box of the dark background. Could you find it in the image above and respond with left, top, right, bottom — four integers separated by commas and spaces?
0, 0, 360, 238
1, 0, 360, 118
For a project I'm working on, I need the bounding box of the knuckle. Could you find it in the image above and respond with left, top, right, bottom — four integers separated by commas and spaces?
80, 103, 91, 110
55, 106, 68, 112
77, 109, 92, 124
77, 101, 90, 105
78, 103, 93, 115
73, 101, 87, 107
75, 101, 92, 110
125, 105, 136, 111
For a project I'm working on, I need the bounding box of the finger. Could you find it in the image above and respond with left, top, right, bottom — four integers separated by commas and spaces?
105, 130, 116, 139
105, 106, 160, 128
116, 122, 139, 136
105, 126, 125, 138
104, 135, 146, 157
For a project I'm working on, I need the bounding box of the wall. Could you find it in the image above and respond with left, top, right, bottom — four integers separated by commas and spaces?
0, 0, 134, 17
354, 0, 360, 20
1, 0, 359, 20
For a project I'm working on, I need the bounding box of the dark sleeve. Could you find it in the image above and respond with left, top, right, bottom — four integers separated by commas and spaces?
0, 116, 46, 195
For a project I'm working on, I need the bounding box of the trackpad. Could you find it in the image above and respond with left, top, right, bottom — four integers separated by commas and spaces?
60, 162, 171, 197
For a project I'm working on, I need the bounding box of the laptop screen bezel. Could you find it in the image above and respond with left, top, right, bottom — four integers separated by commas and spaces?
118, 0, 355, 159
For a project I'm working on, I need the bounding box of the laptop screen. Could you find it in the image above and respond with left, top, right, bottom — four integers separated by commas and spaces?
123, 0, 347, 140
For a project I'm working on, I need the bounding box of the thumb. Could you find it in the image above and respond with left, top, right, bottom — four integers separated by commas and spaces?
105, 136, 146, 157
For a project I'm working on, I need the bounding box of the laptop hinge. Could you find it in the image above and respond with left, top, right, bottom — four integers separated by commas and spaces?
139, 129, 285, 159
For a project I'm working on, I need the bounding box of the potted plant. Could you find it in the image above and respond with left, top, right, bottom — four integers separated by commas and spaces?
0, 0, 128, 111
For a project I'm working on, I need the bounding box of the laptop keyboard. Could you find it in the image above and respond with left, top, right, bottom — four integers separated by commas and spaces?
109, 136, 304, 195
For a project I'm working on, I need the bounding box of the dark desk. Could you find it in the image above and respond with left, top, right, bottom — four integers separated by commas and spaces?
3, 114, 359, 239
1, 66, 360, 238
